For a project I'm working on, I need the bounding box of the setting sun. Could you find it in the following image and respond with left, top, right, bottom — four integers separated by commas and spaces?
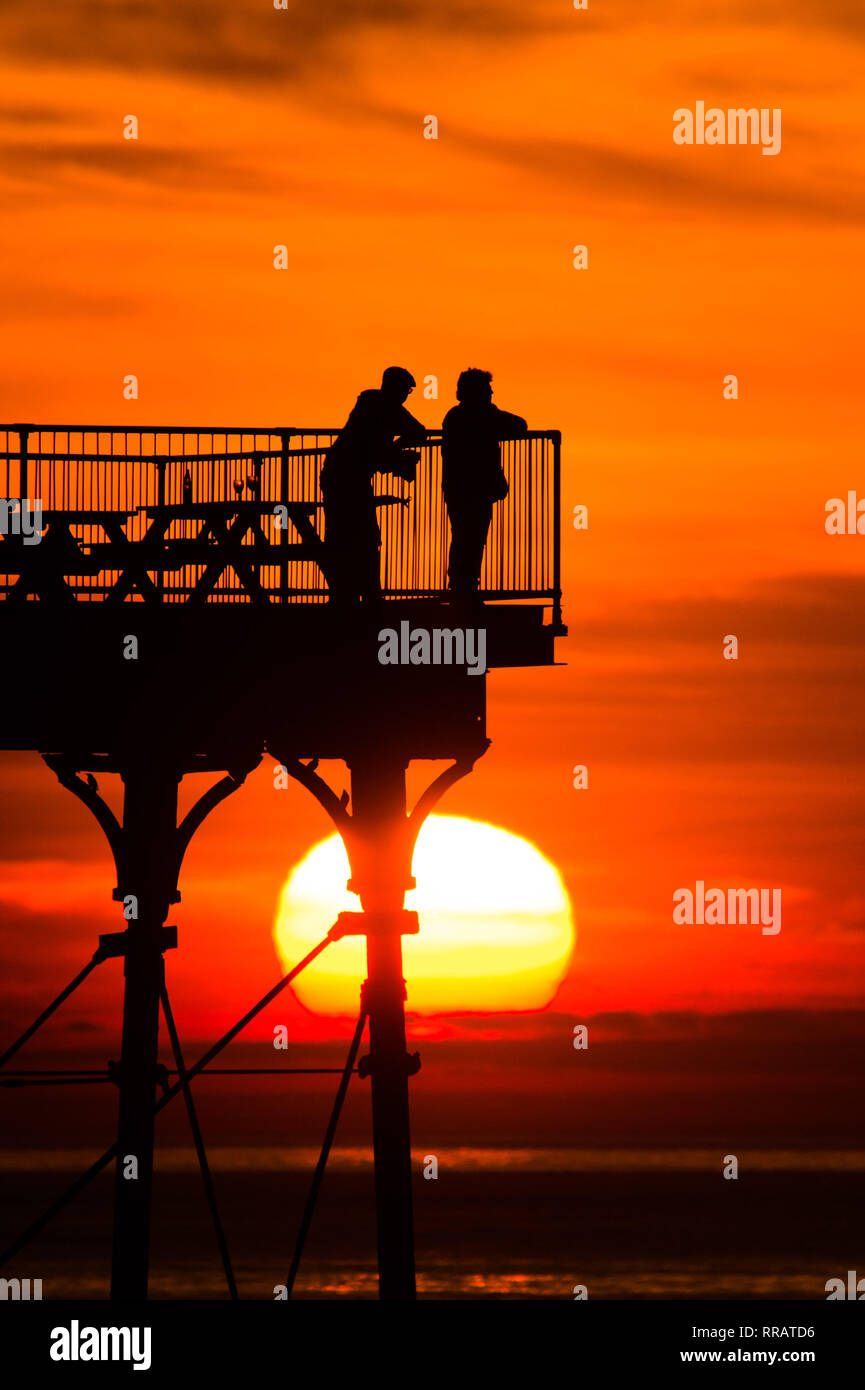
273, 815, 574, 1016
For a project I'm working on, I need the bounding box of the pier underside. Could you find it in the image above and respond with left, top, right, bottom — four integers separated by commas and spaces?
2, 601, 556, 761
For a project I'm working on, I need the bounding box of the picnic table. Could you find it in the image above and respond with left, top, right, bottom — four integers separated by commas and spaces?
141, 500, 327, 603
0, 509, 136, 603
0, 500, 329, 605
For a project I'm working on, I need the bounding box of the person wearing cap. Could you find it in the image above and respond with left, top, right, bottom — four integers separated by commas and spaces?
321, 367, 426, 604
441, 368, 527, 605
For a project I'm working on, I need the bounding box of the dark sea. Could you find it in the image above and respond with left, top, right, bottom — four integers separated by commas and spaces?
2, 1147, 861, 1299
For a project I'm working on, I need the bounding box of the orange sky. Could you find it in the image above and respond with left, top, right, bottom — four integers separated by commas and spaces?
1, 0, 864, 1052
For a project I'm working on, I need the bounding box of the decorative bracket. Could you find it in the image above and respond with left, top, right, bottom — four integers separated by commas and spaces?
41, 754, 124, 883
42, 750, 261, 910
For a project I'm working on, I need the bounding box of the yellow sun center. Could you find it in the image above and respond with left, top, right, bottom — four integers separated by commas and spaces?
273, 815, 575, 1015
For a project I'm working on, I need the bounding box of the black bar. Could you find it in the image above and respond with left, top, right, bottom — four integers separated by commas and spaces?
109, 763, 179, 1302
552, 429, 563, 631
348, 757, 417, 1302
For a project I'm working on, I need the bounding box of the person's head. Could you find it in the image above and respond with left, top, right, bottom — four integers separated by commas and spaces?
381, 366, 416, 403
456, 368, 493, 405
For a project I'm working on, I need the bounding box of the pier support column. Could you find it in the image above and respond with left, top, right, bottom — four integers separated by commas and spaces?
348, 756, 418, 1302
278, 744, 486, 1302
109, 760, 180, 1302
43, 749, 258, 1301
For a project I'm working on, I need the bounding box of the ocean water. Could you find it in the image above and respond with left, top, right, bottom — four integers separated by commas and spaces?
4, 1145, 864, 1173
2, 1148, 862, 1299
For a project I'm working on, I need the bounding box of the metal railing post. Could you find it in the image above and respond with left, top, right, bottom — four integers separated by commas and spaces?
279, 432, 292, 603
525, 438, 533, 598
551, 430, 562, 631
155, 456, 166, 603
14, 423, 31, 504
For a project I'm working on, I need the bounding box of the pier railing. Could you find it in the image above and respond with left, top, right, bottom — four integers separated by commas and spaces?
0, 425, 562, 624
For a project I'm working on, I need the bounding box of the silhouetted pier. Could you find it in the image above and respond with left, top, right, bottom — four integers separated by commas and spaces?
0, 420, 565, 1302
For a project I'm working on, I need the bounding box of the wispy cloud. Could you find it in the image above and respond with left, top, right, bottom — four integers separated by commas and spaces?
0, 0, 562, 84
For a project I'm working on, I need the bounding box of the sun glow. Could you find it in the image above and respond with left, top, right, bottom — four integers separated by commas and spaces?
274, 815, 574, 1015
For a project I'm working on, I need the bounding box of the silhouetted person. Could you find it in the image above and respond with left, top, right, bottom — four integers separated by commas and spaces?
321, 367, 426, 604
182, 470, 193, 505
442, 368, 527, 603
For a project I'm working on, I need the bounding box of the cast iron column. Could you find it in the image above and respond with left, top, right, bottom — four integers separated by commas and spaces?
349, 755, 417, 1302
109, 759, 179, 1301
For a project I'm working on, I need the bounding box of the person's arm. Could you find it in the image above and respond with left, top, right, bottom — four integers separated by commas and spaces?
492, 406, 528, 440
374, 405, 424, 481
373, 493, 410, 507
394, 405, 427, 446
